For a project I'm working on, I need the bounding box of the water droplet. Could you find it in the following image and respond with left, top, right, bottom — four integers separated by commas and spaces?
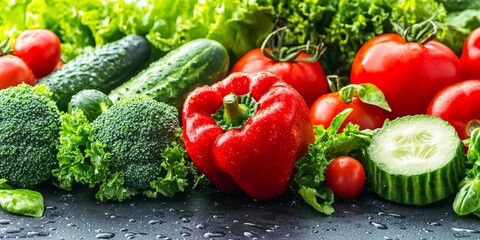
149, 220, 162, 225
213, 214, 225, 219
44, 220, 55, 224
155, 234, 171, 240
129, 219, 136, 223
423, 228, 434, 233
95, 232, 115, 239
49, 228, 57, 231
428, 222, 442, 226
180, 231, 191, 237
367, 216, 374, 220
388, 213, 405, 218
370, 221, 388, 230
67, 223, 77, 227
244, 231, 258, 238
110, 215, 117, 219
120, 228, 128, 232
0, 226, 22, 233
383, 236, 394, 240
452, 227, 480, 233
204, 232, 226, 238
181, 217, 190, 223
27, 231, 39, 237
196, 223, 205, 229
45, 205, 57, 210
0, 219, 12, 225
378, 212, 387, 216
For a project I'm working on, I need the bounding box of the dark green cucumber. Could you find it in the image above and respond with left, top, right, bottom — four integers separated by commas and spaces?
108, 38, 229, 110
365, 115, 465, 205
68, 89, 112, 122
38, 35, 150, 111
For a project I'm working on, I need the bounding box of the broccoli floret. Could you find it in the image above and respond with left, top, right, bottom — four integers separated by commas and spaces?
0, 84, 60, 188
53, 94, 194, 202
91, 95, 179, 189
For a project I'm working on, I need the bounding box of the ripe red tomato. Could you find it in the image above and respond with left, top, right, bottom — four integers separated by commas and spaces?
0, 55, 36, 89
13, 29, 61, 79
427, 80, 480, 140
310, 92, 386, 131
232, 48, 329, 107
460, 27, 480, 80
325, 156, 366, 199
351, 33, 462, 119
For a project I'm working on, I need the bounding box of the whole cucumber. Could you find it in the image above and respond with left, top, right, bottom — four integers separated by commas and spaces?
38, 35, 150, 111
108, 38, 229, 111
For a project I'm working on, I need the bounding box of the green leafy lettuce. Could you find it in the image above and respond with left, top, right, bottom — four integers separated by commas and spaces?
0, 0, 274, 62
291, 109, 374, 215
453, 128, 480, 217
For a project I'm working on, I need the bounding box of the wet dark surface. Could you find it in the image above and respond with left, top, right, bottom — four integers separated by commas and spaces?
0, 183, 478, 240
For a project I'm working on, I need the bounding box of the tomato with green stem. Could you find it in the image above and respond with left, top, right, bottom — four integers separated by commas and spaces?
460, 27, 480, 80
351, 20, 462, 119
13, 29, 61, 79
232, 27, 329, 107
427, 80, 480, 140
326, 156, 366, 200
310, 78, 390, 132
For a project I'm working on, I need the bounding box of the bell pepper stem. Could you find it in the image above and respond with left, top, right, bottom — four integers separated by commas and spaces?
223, 93, 250, 126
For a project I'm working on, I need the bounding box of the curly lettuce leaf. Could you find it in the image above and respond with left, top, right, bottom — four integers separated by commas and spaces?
291, 109, 374, 215
96, 172, 138, 202
437, 9, 480, 55
145, 142, 190, 198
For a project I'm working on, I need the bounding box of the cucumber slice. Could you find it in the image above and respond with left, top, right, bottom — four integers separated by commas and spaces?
365, 115, 465, 205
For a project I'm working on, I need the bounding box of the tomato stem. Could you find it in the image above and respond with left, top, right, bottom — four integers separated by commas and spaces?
0, 37, 12, 56
260, 26, 325, 63
466, 120, 480, 138
400, 19, 438, 44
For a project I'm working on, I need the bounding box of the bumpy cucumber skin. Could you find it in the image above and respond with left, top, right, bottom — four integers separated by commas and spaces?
365, 115, 466, 205
108, 39, 229, 111
38, 35, 150, 111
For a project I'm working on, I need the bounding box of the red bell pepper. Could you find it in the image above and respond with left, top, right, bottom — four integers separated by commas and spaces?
182, 72, 315, 200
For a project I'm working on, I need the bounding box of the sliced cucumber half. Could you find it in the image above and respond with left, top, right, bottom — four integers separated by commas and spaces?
365, 115, 465, 205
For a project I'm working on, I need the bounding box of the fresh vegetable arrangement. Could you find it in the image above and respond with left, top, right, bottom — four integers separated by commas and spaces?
0, 0, 480, 223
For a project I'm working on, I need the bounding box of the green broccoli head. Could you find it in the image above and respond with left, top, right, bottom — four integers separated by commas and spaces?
0, 84, 60, 188
91, 95, 180, 190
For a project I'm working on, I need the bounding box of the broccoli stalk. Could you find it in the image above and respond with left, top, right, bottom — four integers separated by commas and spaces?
52, 94, 197, 201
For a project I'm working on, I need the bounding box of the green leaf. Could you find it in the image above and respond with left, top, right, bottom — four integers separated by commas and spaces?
96, 172, 137, 202
146, 141, 190, 198
0, 179, 13, 190
292, 111, 374, 215
0, 189, 44, 218
328, 108, 353, 135
339, 84, 391, 112
298, 186, 334, 215
453, 179, 480, 216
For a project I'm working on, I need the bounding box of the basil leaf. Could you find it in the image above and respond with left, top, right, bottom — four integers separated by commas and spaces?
0, 189, 44, 218
453, 179, 480, 216
328, 108, 353, 135
354, 84, 391, 112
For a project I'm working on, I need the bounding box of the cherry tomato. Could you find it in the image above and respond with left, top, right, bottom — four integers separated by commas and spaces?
0, 55, 35, 89
351, 33, 462, 119
232, 49, 329, 107
325, 156, 366, 200
13, 29, 61, 79
427, 80, 480, 140
310, 92, 386, 131
460, 27, 480, 80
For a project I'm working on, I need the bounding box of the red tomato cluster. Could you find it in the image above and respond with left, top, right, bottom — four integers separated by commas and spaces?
0, 29, 61, 89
